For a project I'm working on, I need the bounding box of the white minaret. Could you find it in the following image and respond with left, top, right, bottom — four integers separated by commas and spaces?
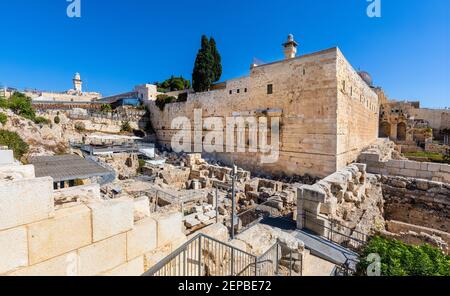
73, 72, 82, 93
282, 34, 299, 59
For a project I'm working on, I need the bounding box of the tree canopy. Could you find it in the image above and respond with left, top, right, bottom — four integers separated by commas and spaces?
157, 76, 190, 92
192, 35, 222, 92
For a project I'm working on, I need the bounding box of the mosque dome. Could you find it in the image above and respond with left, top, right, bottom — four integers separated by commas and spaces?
358, 71, 373, 86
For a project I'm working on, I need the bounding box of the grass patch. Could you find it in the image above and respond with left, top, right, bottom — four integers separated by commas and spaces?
403, 151, 446, 163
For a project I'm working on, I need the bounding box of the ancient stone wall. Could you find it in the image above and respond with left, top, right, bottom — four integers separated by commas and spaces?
148, 48, 378, 178
360, 150, 450, 183
380, 175, 449, 233
336, 49, 379, 169
0, 162, 186, 276
297, 164, 385, 246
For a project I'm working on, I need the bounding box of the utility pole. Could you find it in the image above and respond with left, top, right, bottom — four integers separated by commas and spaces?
215, 186, 219, 224
231, 165, 237, 239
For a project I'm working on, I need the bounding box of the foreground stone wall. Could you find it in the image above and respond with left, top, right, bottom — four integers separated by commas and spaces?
380, 175, 450, 233
360, 150, 450, 183
297, 164, 385, 245
0, 163, 186, 276
148, 48, 378, 178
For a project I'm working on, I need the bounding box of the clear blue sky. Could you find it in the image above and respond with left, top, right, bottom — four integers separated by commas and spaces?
0, 0, 449, 108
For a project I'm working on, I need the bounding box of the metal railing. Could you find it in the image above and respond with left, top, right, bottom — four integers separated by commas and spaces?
299, 209, 369, 251
143, 233, 287, 277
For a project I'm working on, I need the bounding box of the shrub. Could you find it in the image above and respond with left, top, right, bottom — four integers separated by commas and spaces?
33, 116, 50, 125
7, 93, 36, 120
54, 115, 61, 124
74, 122, 86, 132
155, 94, 177, 111
357, 236, 450, 276
0, 112, 7, 125
100, 104, 112, 113
444, 148, 450, 164
121, 121, 132, 133
0, 130, 29, 159
137, 159, 146, 174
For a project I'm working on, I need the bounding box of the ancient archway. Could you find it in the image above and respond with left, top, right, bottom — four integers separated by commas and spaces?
379, 122, 391, 138
397, 122, 407, 141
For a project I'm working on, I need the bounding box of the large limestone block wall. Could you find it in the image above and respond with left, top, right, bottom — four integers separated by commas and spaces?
0, 168, 186, 276
380, 175, 450, 233
335, 49, 379, 169
360, 150, 450, 183
149, 48, 372, 178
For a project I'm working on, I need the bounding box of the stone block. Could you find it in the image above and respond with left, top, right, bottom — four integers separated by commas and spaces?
387, 160, 405, 169
440, 164, 450, 173
9, 251, 78, 276
299, 184, 326, 203
0, 164, 35, 180
78, 233, 127, 276
143, 244, 173, 271
0, 149, 14, 165
88, 197, 134, 242
417, 171, 433, 180
133, 196, 151, 221
185, 217, 201, 228
152, 211, 184, 248
0, 227, 28, 274
28, 205, 92, 265
102, 256, 144, 276
126, 217, 157, 260
0, 177, 54, 231
404, 161, 421, 170
427, 163, 441, 172
399, 169, 417, 178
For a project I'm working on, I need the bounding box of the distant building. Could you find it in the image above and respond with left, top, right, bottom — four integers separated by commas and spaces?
25, 72, 102, 103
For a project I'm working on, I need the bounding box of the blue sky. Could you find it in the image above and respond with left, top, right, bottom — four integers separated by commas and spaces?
0, 0, 449, 108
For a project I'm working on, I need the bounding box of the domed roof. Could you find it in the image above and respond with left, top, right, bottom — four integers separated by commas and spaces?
358, 71, 373, 86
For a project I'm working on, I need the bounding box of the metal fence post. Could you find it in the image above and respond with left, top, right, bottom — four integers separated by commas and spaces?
231, 248, 234, 276
215, 186, 219, 224
275, 244, 279, 275
198, 236, 202, 276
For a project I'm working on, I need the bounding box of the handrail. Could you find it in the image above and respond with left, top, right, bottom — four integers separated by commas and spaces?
300, 209, 369, 247
143, 233, 284, 277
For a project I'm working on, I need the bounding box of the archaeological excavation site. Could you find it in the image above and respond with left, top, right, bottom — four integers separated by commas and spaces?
1, 22, 449, 279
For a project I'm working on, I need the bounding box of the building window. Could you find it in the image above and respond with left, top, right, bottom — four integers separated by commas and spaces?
350, 87, 353, 96
237, 89, 240, 94
303, 68, 306, 75
267, 84, 273, 95
229, 90, 232, 95
342, 80, 346, 91
244, 88, 247, 93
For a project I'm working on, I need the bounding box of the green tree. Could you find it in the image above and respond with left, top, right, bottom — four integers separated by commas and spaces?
8, 93, 36, 120
0, 130, 29, 159
155, 94, 176, 111
209, 37, 222, 83
100, 104, 112, 113
121, 121, 133, 133
192, 35, 215, 92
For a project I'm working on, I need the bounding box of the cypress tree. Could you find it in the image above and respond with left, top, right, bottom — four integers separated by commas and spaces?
192, 35, 217, 92
209, 37, 222, 83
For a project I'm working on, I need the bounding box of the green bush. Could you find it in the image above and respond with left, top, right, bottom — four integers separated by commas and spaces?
74, 122, 86, 132
33, 116, 50, 125
54, 115, 61, 124
7, 93, 36, 120
157, 76, 190, 92
357, 236, 450, 276
155, 94, 177, 111
0, 112, 7, 125
444, 148, 450, 163
121, 121, 133, 133
0, 130, 29, 159
100, 104, 112, 113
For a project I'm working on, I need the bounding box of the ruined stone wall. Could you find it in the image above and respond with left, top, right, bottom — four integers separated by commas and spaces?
297, 164, 385, 245
360, 150, 450, 183
380, 175, 450, 233
336, 49, 379, 169
148, 48, 378, 178
0, 163, 186, 276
